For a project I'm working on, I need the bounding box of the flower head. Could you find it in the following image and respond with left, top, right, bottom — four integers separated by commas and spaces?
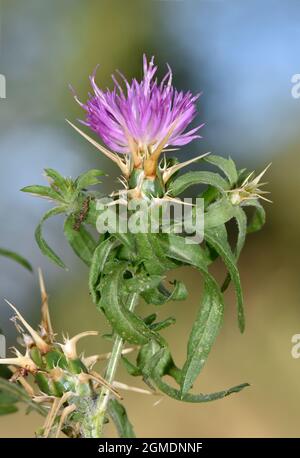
228, 164, 272, 205
73, 55, 203, 169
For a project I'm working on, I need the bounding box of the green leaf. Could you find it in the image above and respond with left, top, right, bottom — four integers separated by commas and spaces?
75, 169, 105, 191
167, 280, 188, 301
121, 273, 163, 295
200, 185, 219, 209
221, 207, 247, 292
89, 238, 120, 303
160, 233, 210, 269
243, 200, 266, 233
35, 206, 66, 268
0, 392, 18, 405
150, 316, 176, 332
108, 399, 136, 438
0, 365, 12, 380
44, 168, 69, 194
149, 348, 249, 403
0, 248, 32, 272
0, 377, 46, 417
121, 356, 141, 376
205, 225, 245, 332
233, 207, 247, 259
21, 185, 63, 202
0, 361, 18, 416
204, 197, 237, 229
0, 404, 18, 415
135, 233, 175, 275
143, 314, 157, 325
205, 155, 238, 186
64, 215, 96, 266
180, 279, 224, 395
168, 171, 229, 197
98, 264, 164, 345
142, 279, 188, 306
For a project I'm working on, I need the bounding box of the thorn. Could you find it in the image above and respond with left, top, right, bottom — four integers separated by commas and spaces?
251, 162, 272, 186
33, 395, 56, 404
83, 346, 138, 369
66, 120, 130, 177
60, 331, 98, 360
55, 404, 76, 438
113, 381, 157, 396
4, 299, 50, 354
38, 268, 54, 342
79, 371, 122, 400
43, 393, 72, 438
8, 366, 35, 396
163, 152, 210, 184
0, 354, 37, 373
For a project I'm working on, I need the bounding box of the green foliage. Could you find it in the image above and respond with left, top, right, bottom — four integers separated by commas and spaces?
0, 248, 32, 272
0, 368, 45, 417
0, 365, 17, 416
22, 168, 104, 268
168, 171, 229, 196
108, 399, 135, 438
180, 279, 224, 395
205, 225, 245, 332
204, 154, 238, 186
21, 155, 267, 436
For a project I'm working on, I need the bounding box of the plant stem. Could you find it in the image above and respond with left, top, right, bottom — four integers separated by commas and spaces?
90, 293, 139, 438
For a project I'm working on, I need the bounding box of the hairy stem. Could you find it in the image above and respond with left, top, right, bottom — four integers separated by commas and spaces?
86, 293, 139, 438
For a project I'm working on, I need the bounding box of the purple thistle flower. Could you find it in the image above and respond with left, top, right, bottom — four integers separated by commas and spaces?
74, 56, 203, 164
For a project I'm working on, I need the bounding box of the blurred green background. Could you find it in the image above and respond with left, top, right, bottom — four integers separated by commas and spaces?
1, 0, 300, 437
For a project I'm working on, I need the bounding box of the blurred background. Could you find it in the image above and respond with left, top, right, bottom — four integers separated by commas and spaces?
0, 0, 300, 437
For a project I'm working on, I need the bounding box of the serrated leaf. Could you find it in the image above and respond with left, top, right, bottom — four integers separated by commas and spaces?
0, 248, 32, 272
159, 233, 229, 385
205, 155, 238, 186
205, 225, 245, 332
180, 279, 224, 395
168, 171, 229, 197
64, 215, 96, 266
89, 238, 120, 303
135, 233, 175, 275
108, 399, 136, 438
21, 185, 63, 202
44, 168, 69, 194
98, 264, 163, 345
35, 207, 66, 268
149, 348, 249, 403
75, 169, 105, 191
